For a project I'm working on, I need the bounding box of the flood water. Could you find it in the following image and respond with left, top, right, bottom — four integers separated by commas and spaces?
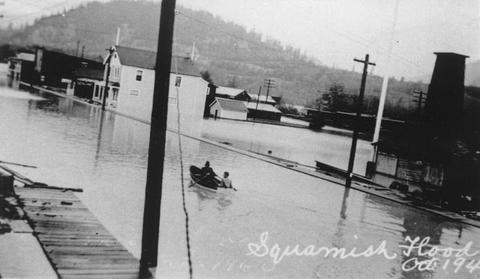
1, 87, 479, 279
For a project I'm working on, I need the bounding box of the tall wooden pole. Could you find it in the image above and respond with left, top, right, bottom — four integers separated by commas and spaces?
115, 27, 121, 45
346, 54, 375, 188
371, 0, 399, 161
140, 0, 176, 271
102, 47, 114, 111
264, 78, 275, 103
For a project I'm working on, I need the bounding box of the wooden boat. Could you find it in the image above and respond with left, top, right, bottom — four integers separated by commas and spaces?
189, 165, 223, 191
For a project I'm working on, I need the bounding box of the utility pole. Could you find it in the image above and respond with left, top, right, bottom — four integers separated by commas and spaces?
346, 54, 375, 188
140, 0, 176, 272
102, 47, 114, 111
0, 2, 4, 19
81, 45, 85, 58
371, 0, 400, 161
76, 40, 80, 57
264, 78, 275, 103
255, 86, 262, 110
253, 86, 262, 120
115, 27, 121, 45
412, 89, 426, 117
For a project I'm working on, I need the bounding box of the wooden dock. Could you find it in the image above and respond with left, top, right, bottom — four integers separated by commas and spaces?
14, 187, 142, 279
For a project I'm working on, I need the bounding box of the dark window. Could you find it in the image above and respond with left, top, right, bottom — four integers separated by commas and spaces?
175, 76, 182, 87
136, 70, 143, 81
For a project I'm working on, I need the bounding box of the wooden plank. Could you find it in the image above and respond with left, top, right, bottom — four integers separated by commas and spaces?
14, 187, 141, 278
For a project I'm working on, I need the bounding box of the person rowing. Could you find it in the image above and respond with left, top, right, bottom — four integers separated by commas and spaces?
200, 161, 219, 182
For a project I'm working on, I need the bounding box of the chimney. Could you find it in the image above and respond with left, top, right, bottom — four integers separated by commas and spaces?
425, 52, 468, 136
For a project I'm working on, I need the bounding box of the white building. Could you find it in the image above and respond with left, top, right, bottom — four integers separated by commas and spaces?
103, 46, 209, 126
215, 86, 247, 99
209, 98, 248, 120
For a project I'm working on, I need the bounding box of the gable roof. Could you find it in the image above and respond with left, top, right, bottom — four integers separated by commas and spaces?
17, 52, 35, 62
245, 102, 281, 113
73, 67, 104, 80
247, 93, 277, 104
216, 86, 246, 98
115, 46, 156, 69
212, 98, 248, 112
114, 46, 201, 77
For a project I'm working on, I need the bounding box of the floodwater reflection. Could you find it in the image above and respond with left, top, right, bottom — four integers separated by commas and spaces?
0, 88, 479, 278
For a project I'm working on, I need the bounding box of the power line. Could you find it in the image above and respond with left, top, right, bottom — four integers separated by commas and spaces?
1, 0, 71, 24
176, 9, 431, 76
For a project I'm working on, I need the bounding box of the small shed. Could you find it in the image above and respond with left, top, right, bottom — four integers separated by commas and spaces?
209, 98, 248, 120
246, 102, 282, 121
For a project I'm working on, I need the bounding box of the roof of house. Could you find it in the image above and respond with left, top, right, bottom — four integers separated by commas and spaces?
114, 46, 201, 77
17, 52, 35, 62
73, 67, 104, 80
216, 86, 246, 97
245, 102, 281, 113
250, 94, 277, 104
212, 98, 248, 112
38, 46, 103, 64
115, 46, 156, 69
242, 92, 277, 104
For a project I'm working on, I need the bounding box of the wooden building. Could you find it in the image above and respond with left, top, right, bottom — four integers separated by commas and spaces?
33, 47, 104, 90
246, 102, 282, 121
7, 52, 35, 89
209, 97, 248, 120
107, 45, 209, 123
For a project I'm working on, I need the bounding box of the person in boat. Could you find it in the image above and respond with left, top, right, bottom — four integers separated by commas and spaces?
221, 171, 233, 189
201, 161, 217, 181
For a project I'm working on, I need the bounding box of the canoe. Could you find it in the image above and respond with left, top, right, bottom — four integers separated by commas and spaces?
190, 165, 222, 191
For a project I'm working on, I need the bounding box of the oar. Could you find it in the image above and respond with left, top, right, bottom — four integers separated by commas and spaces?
0, 160, 37, 169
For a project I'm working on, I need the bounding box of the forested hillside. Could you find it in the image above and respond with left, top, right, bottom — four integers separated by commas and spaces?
0, 0, 428, 111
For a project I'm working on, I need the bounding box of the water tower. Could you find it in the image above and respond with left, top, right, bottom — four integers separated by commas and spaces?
425, 52, 468, 138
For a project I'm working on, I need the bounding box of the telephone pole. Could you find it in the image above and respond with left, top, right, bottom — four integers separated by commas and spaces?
371, 0, 400, 161
412, 89, 426, 117
76, 40, 80, 57
115, 27, 121, 45
140, 0, 176, 272
102, 47, 114, 111
255, 86, 262, 109
0, 1, 4, 20
346, 54, 376, 188
264, 78, 276, 103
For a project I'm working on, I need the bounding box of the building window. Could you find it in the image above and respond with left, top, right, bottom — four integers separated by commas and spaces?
175, 76, 182, 87
130, 89, 139, 96
112, 66, 120, 79
112, 88, 119, 101
136, 70, 143, 81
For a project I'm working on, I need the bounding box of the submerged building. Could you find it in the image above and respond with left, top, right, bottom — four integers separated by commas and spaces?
372, 52, 480, 210
102, 46, 209, 128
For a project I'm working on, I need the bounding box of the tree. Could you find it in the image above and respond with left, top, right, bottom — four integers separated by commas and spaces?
200, 70, 213, 83
227, 75, 237, 88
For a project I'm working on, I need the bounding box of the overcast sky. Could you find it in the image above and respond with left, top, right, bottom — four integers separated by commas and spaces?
2, 0, 479, 80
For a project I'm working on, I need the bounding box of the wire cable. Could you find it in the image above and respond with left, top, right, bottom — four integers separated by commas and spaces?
173, 52, 194, 279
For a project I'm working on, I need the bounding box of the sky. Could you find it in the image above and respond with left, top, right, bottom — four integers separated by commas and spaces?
1, 0, 479, 80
